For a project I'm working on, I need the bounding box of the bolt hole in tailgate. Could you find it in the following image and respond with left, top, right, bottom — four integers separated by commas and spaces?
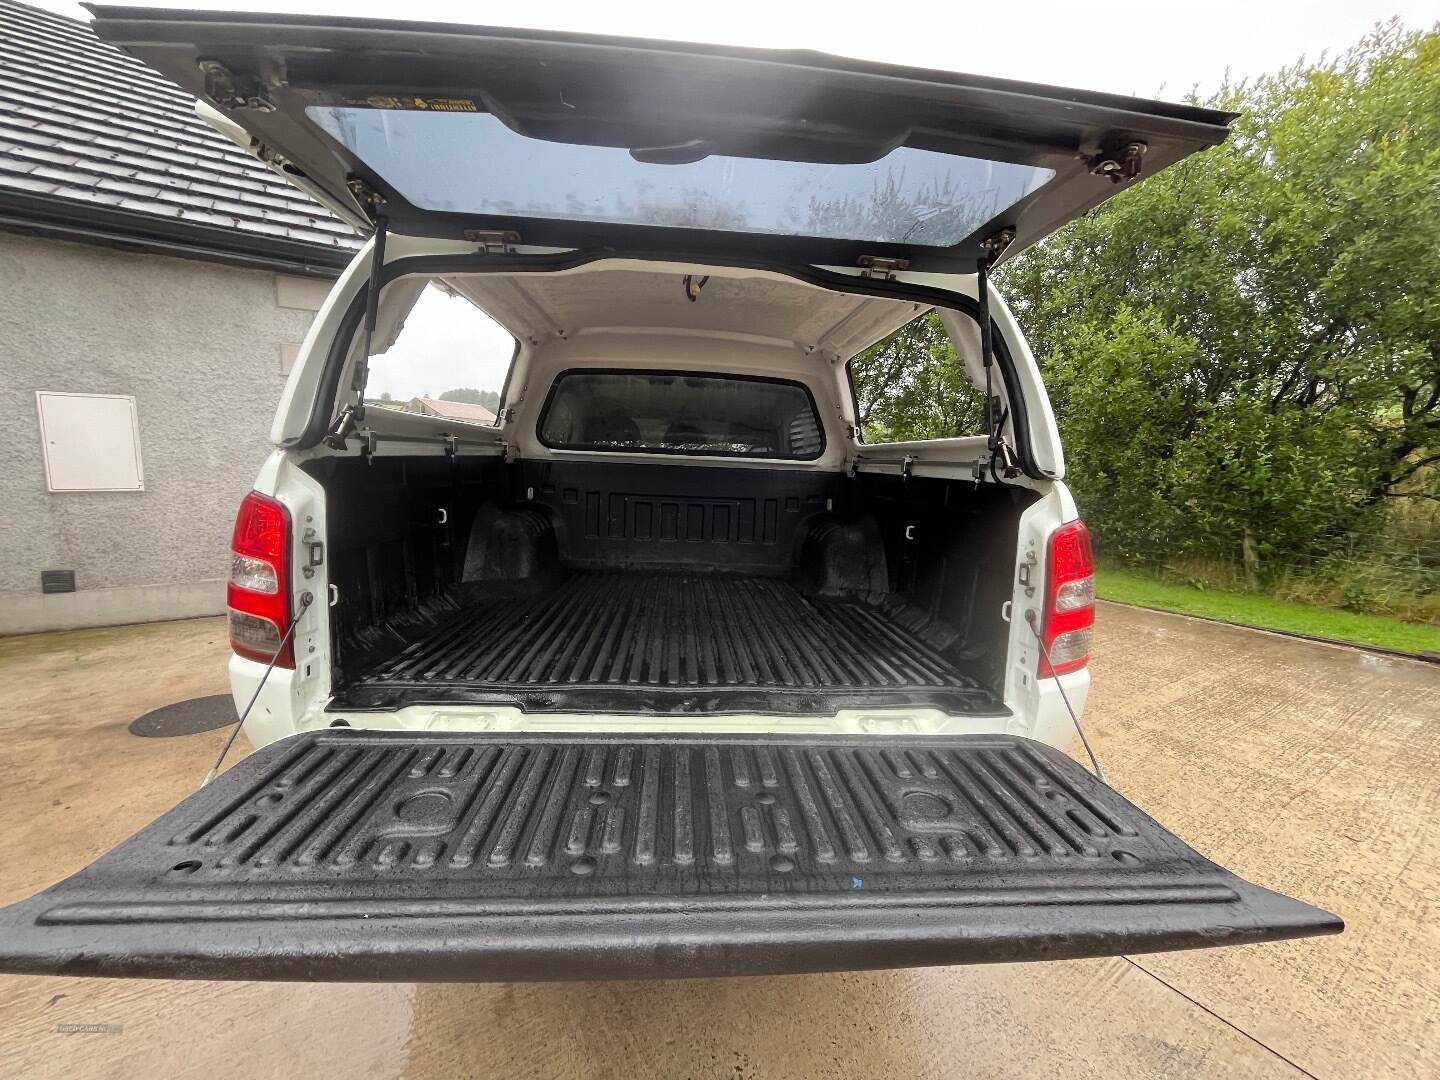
0, 732, 1339, 981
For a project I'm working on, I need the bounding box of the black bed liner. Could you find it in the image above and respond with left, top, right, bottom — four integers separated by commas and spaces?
331, 572, 1004, 715
0, 730, 1338, 981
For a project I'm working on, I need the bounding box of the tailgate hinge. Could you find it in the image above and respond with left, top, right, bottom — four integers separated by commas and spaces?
197, 60, 274, 112
858, 255, 910, 280
464, 229, 522, 255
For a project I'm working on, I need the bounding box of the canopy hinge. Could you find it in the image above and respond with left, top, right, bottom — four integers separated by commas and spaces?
464, 229, 522, 255
346, 178, 387, 221
1090, 140, 1149, 184
857, 255, 910, 280
980, 227, 1016, 266
197, 59, 274, 112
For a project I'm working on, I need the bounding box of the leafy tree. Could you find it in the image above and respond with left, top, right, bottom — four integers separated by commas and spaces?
1035, 307, 1373, 561
1001, 21, 1439, 559
857, 23, 1440, 570
851, 313, 985, 441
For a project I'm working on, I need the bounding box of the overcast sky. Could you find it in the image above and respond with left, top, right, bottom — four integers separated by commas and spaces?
34, 0, 1438, 397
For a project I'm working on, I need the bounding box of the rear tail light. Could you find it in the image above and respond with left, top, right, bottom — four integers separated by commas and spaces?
228, 491, 294, 667
1040, 520, 1094, 676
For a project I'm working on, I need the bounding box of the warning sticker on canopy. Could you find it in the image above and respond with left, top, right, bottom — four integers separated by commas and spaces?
345, 95, 479, 112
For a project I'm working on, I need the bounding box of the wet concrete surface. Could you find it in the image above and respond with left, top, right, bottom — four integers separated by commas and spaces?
0, 604, 1434, 1079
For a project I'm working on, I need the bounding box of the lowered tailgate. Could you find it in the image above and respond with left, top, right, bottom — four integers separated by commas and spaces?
0, 731, 1339, 981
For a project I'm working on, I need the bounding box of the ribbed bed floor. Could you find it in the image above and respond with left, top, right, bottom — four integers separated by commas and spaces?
333, 573, 1003, 715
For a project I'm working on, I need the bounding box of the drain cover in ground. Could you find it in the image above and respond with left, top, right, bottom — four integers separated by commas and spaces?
128, 695, 235, 738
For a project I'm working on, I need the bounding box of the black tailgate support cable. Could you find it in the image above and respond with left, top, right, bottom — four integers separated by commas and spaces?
201, 591, 313, 788
324, 202, 388, 451
1022, 608, 1106, 782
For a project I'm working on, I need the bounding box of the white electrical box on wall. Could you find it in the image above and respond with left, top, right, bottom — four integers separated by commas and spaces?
35, 391, 145, 493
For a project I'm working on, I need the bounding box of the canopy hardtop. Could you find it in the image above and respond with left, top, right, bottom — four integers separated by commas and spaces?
88, 6, 1235, 272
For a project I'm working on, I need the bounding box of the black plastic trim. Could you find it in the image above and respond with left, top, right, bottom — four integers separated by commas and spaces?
494, 335, 522, 419
843, 357, 865, 444
330, 686, 1003, 716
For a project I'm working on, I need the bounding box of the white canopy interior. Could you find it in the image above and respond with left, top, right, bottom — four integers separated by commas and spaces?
440, 262, 929, 362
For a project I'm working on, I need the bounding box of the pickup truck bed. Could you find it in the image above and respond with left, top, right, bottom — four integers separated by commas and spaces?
330, 571, 1002, 715
315, 456, 1026, 718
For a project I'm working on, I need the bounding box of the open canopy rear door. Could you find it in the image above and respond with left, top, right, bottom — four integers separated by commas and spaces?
87, 7, 1234, 271
0, 731, 1338, 981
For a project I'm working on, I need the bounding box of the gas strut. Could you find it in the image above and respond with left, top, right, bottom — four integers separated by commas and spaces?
324, 202, 388, 450
976, 232, 1020, 479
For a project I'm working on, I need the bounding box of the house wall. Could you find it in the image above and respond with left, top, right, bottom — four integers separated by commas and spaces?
0, 230, 332, 634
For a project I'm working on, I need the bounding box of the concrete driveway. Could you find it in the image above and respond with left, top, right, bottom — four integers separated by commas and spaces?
0, 603, 1434, 1079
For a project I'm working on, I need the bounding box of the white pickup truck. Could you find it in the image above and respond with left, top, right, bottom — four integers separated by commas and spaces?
0, 7, 1339, 981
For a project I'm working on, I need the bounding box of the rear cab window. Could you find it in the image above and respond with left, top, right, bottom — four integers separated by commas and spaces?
537, 370, 825, 459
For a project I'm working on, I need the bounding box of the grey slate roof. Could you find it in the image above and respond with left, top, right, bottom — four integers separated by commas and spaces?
0, 0, 360, 271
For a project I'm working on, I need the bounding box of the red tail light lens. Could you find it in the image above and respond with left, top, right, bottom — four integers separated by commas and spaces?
228, 491, 294, 667
1041, 519, 1094, 676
